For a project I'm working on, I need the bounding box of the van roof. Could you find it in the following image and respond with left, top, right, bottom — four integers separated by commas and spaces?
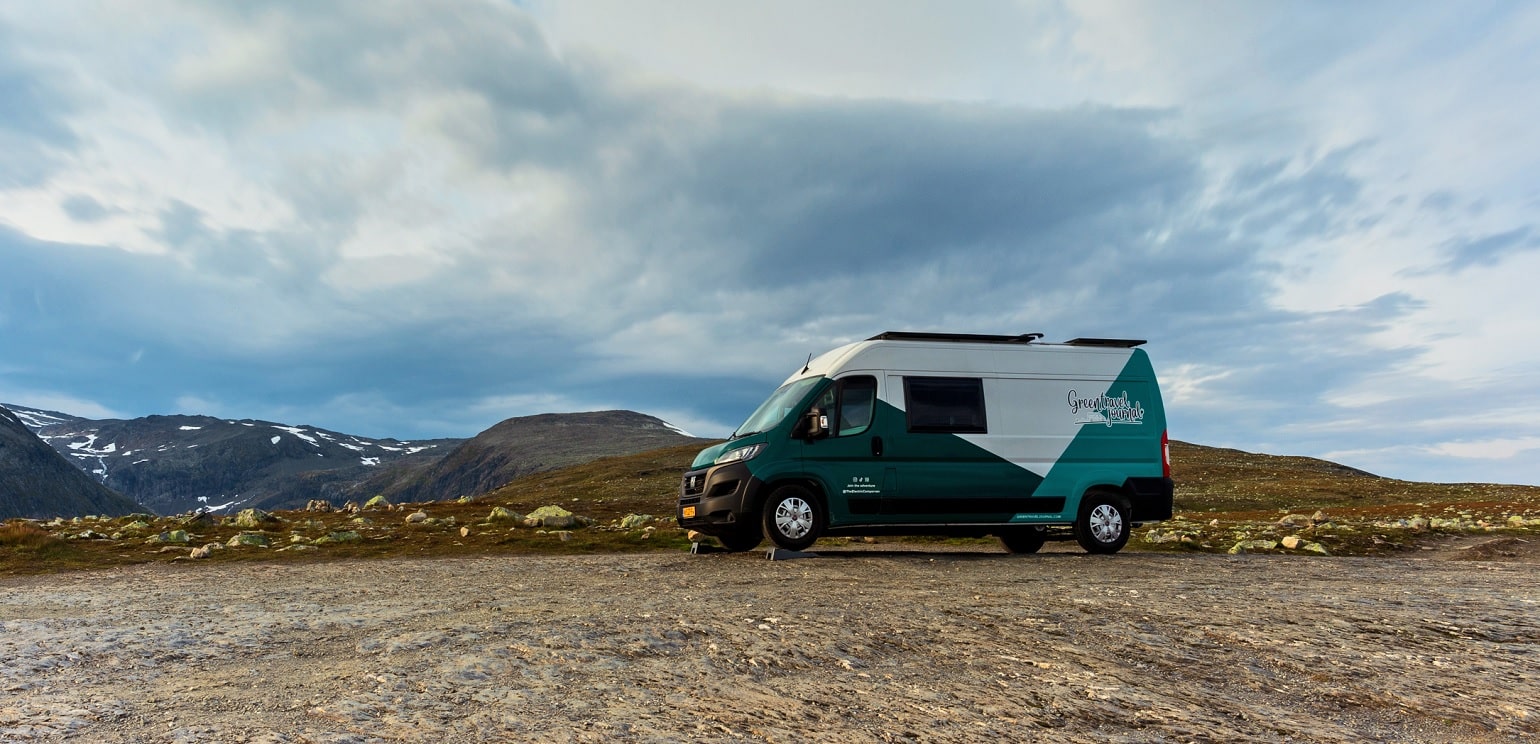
868, 331, 1145, 348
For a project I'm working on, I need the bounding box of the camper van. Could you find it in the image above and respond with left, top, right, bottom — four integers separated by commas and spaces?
677, 332, 1172, 554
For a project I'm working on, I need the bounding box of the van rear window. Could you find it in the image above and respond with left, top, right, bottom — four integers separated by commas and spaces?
903, 377, 987, 433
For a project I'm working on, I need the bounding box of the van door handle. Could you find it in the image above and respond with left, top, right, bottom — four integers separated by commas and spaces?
871, 436, 884, 457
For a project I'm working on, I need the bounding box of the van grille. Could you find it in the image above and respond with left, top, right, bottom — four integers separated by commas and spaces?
682, 472, 706, 496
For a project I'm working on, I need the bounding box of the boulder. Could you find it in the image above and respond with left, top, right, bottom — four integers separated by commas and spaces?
1227, 539, 1280, 554
363, 495, 391, 510
179, 512, 217, 528
227, 532, 269, 548
620, 514, 654, 530
487, 507, 522, 523
233, 509, 278, 528
527, 505, 577, 529
312, 530, 362, 545
405, 511, 429, 524
1303, 541, 1330, 556
150, 530, 190, 544
1281, 535, 1304, 550
304, 500, 332, 512
189, 545, 212, 559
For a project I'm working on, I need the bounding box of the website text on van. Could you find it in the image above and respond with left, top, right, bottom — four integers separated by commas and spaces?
677, 332, 1174, 554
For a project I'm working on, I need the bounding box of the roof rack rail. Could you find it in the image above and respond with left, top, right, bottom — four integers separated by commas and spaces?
1064, 337, 1146, 348
868, 331, 1044, 344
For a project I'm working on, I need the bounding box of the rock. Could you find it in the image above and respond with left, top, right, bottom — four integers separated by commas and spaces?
304, 500, 332, 512
227, 532, 269, 548
1227, 539, 1280, 554
405, 511, 429, 524
363, 495, 391, 510
1208, 518, 1220, 527
150, 530, 190, 544
316, 530, 362, 544
179, 512, 217, 527
189, 545, 212, 559
620, 514, 654, 530
522, 516, 543, 528
527, 505, 577, 529
70, 529, 110, 540
1303, 541, 1330, 555
122, 520, 151, 532
278, 544, 318, 552
1278, 514, 1311, 527
1409, 517, 1429, 530
556, 531, 573, 541
487, 507, 522, 523
343, 501, 360, 513
1311, 510, 1328, 524
233, 509, 278, 528
687, 530, 706, 542
1281, 535, 1304, 550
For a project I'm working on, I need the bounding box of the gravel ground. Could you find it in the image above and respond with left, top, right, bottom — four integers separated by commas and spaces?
1, 544, 1537, 743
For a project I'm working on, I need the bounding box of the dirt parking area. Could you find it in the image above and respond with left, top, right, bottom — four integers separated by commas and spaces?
2, 543, 1537, 743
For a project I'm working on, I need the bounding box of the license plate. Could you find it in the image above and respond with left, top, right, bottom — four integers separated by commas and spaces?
682, 506, 696, 519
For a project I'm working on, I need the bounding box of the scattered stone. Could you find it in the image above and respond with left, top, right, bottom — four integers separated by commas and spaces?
527, 505, 577, 529
227, 532, 270, 548
70, 530, 110, 540
121, 520, 151, 532
1281, 535, 1304, 550
405, 511, 429, 524
460, 526, 471, 537
233, 509, 279, 528
342, 501, 361, 513
1277, 514, 1311, 527
620, 514, 654, 530
1311, 510, 1329, 525
312, 530, 362, 545
687, 530, 706, 542
1228, 539, 1280, 554
363, 495, 391, 510
189, 545, 212, 559
556, 531, 573, 542
1303, 542, 1331, 556
487, 507, 522, 523
149, 530, 190, 544
305, 500, 332, 512
179, 512, 217, 528
278, 544, 318, 552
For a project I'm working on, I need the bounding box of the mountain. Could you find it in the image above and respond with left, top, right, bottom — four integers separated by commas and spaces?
5, 404, 460, 515
377, 410, 712, 504
0, 405, 145, 519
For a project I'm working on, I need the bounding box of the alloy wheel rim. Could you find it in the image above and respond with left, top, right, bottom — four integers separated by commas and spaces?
1089, 503, 1123, 543
775, 497, 813, 539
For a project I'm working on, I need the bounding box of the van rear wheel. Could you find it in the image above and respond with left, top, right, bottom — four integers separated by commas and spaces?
998, 527, 1047, 554
763, 485, 823, 551
1075, 491, 1131, 554
716, 526, 762, 553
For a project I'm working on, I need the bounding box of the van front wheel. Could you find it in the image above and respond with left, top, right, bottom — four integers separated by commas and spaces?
763, 485, 823, 551
1075, 491, 1131, 554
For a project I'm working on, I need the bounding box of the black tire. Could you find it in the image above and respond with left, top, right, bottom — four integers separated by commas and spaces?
762, 484, 824, 551
998, 527, 1047, 554
716, 526, 762, 552
1074, 491, 1131, 554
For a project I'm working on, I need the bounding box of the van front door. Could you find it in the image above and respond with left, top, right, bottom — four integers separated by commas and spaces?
799, 375, 886, 526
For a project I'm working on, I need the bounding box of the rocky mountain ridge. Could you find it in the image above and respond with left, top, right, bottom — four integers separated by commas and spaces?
3, 404, 706, 518
0, 405, 144, 519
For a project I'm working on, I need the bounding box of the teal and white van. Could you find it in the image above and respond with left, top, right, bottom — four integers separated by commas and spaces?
677, 332, 1173, 554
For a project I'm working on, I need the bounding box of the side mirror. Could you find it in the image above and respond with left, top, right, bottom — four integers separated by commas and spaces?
803, 408, 830, 440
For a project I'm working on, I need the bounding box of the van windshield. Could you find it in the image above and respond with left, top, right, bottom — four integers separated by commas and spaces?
732, 377, 823, 438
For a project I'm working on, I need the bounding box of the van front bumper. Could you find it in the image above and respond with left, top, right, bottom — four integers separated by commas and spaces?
677, 462, 765, 533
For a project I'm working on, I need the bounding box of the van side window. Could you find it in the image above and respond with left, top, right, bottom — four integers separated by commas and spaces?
903, 377, 987, 433
836, 376, 876, 436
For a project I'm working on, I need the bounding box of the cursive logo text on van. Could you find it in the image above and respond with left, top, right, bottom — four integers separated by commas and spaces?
1068, 390, 1145, 427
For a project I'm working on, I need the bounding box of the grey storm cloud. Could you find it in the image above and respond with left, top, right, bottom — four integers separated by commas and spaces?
0, 21, 79, 188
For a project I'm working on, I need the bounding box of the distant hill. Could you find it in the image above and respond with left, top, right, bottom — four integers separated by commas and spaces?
0, 405, 145, 519
5, 404, 459, 515
6, 405, 711, 514
375, 410, 713, 504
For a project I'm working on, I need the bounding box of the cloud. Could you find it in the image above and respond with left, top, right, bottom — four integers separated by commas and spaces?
0, 1, 1538, 486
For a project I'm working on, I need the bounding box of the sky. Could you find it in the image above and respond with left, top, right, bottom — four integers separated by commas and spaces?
1, 1, 1538, 486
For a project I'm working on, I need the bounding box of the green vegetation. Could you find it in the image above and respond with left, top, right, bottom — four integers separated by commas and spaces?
4, 441, 1538, 574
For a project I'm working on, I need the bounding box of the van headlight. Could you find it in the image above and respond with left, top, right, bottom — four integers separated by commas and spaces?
714, 443, 764, 465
